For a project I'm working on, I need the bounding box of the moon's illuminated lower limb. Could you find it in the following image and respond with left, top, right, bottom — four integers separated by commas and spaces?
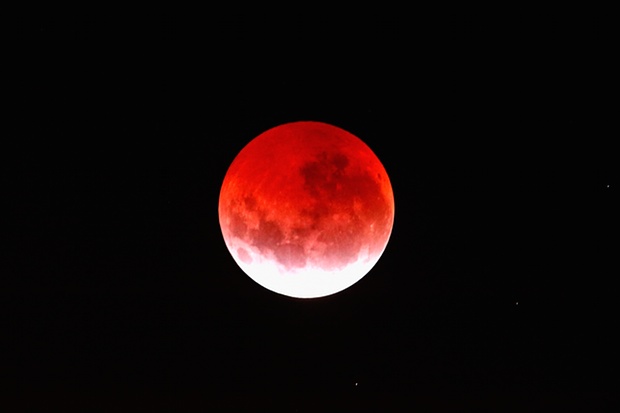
219, 121, 394, 299
223, 234, 383, 299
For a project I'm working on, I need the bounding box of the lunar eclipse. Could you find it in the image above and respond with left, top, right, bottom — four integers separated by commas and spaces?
219, 121, 395, 298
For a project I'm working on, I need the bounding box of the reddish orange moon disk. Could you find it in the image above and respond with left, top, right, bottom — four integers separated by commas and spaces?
218, 121, 395, 298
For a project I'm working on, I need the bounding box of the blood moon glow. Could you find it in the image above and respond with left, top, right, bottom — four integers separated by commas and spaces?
218, 121, 395, 299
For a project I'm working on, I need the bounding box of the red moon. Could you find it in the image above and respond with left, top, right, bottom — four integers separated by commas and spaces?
218, 121, 395, 298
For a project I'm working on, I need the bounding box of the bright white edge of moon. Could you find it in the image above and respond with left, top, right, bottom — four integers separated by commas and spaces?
225, 234, 387, 299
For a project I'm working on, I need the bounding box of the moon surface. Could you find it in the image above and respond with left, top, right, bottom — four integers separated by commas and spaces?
218, 121, 395, 298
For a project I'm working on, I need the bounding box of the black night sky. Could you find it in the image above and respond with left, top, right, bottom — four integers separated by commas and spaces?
4, 17, 617, 411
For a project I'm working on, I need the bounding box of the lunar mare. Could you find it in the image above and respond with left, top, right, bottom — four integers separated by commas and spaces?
219, 121, 394, 298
